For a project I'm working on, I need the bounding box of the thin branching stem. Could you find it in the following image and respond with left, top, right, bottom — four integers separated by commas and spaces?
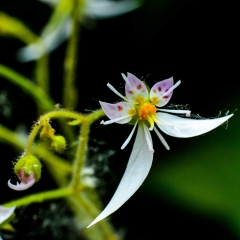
35, 54, 50, 96
3, 187, 75, 208
0, 64, 54, 110
63, 0, 82, 109
71, 120, 90, 189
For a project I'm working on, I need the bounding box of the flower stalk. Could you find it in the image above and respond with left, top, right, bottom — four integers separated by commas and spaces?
2, 188, 74, 208
63, 0, 83, 109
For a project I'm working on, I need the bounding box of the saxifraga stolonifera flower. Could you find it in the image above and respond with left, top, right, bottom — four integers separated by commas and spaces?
87, 72, 233, 227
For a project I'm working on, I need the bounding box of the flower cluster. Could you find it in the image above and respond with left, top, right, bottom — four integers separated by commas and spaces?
87, 72, 233, 227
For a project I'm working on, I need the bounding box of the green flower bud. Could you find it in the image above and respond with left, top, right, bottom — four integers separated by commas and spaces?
50, 135, 67, 153
8, 154, 41, 191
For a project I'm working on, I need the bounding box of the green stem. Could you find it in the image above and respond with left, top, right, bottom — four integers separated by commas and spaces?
24, 110, 85, 155
0, 64, 54, 111
25, 123, 42, 155
35, 54, 50, 96
2, 188, 74, 208
71, 120, 90, 188
86, 109, 105, 124
41, 109, 85, 121
63, 0, 81, 108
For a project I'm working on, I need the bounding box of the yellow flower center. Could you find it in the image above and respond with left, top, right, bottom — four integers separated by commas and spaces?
136, 103, 157, 130
138, 103, 157, 120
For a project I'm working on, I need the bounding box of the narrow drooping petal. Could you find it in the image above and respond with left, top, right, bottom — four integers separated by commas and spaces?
124, 73, 148, 104
100, 101, 136, 124
87, 123, 154, 227
8, 173, 35, 191
150, 77, 174, 107
0, 206, 16, 224
156, 112, 233, 138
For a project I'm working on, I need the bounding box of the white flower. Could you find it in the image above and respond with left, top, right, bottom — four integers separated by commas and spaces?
87, 72, 233, 227
17, 0, 143, 62
0, 205, 15, 225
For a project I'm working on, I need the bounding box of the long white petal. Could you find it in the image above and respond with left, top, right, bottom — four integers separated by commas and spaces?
156, 112, 233, 138
0, 206, 16, 224
87, 123, 153, 227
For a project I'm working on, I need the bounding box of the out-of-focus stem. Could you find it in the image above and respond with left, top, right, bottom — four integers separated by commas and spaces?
63, 0, 81, 109
0, 64, 54, 111
3, 188, 74, 208
71, 120, 90, 189
77, 194, 120, 240
35, 54, 50, 95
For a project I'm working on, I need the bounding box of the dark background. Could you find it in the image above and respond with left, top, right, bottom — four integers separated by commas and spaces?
0, 0, 239, 239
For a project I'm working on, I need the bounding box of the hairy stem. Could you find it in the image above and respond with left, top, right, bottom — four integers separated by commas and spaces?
3, 188, 74, 208
71, 120, 90, 188
35, 54, 50, 96
63, 0, 81, 108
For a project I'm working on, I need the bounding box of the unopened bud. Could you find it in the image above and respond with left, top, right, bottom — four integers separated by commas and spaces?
8, 154, 41, 191
50, 135, 66, 153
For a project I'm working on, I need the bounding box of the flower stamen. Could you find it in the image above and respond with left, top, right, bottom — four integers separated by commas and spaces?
146, 115, 155, 131
107, 83, 128, 101
142, 123, 154, 152
102, 114, 135, 125
153, 126, 170, 150
162, 80, 181, 98
121, 73, 131, 86
138, 103, 157, 120
121, 121, 138, 149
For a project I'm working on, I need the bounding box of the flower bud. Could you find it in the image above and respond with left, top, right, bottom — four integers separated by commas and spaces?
8, 154, 41, 191
50, 135, 66, 153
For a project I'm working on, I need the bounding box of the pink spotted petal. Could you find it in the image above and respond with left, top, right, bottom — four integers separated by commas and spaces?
123, 73, 148, 104
100, 101, 136, 124
150, 77, 174, 107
